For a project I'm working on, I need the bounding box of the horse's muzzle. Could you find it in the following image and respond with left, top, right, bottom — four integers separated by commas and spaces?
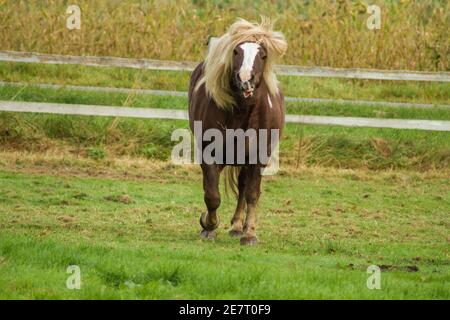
238, 80, 255, 98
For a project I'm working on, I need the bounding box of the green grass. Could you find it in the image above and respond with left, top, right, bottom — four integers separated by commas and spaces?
281, 124, 450, 170
1, 113, 449, 170
0, 84, 188, 110
0, 164, 448, 299
1, 62, 449, 104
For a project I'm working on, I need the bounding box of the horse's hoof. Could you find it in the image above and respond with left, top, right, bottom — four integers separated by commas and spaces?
240, 236, 258, 246
228, 229, 243, 237
199, 212, 219, 231
200, 229, 216, 240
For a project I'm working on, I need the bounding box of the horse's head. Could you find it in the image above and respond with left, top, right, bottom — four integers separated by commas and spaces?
198, 18, 286, 108
231, 41, 267, 99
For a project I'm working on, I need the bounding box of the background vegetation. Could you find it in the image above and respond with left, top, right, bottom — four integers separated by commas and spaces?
0, 0, 448, 71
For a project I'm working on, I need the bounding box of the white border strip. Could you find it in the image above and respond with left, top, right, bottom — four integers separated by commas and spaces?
1, 101, 449, 131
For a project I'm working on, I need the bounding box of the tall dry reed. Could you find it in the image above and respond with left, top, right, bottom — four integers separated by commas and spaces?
0, 0, 448, 71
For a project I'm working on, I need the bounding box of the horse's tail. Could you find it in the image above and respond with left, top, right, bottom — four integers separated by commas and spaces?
223, 166, 240, 198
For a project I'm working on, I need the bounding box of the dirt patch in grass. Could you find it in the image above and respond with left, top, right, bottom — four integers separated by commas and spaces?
379, 265, 420, 272
104, 194, 134, 205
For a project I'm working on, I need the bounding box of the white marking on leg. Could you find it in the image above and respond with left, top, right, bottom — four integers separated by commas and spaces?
238, 43, 260, 82
267, 94, 273, 108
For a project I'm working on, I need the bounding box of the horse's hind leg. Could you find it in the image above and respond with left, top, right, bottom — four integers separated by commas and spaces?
241, 165, 261, 245
229, 167, 247, 237
199, 164, 222, 239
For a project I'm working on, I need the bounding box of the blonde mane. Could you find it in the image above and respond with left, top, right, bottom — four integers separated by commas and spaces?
195, 17, 287, 109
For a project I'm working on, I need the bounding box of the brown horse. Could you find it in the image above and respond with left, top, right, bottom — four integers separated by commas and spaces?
188, 18, 287, 245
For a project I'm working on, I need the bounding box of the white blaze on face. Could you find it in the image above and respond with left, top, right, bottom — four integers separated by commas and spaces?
238, 42, 260, 82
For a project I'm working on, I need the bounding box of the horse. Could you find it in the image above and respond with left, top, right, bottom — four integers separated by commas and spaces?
188, 18, 287, 245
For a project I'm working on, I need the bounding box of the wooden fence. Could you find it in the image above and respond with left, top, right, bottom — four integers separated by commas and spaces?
1, 50, 449, 131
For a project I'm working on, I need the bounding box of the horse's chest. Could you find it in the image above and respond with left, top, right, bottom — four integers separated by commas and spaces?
225, 107, 263, 131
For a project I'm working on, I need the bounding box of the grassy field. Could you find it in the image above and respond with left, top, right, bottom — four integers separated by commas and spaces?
0, 153, 448, 299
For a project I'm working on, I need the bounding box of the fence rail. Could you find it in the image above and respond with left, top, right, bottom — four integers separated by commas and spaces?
1, 50, 449, 82
1, 101, 449, 131
1, 81, 448, 109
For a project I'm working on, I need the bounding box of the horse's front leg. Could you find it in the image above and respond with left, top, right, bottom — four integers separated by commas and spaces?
241, 165, 262, 245
229, 167, 247, 237
199, 163, 222, 239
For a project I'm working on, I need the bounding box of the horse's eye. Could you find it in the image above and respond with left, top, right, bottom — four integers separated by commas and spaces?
233, 49, 238, 55
262, 55, 267, 60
